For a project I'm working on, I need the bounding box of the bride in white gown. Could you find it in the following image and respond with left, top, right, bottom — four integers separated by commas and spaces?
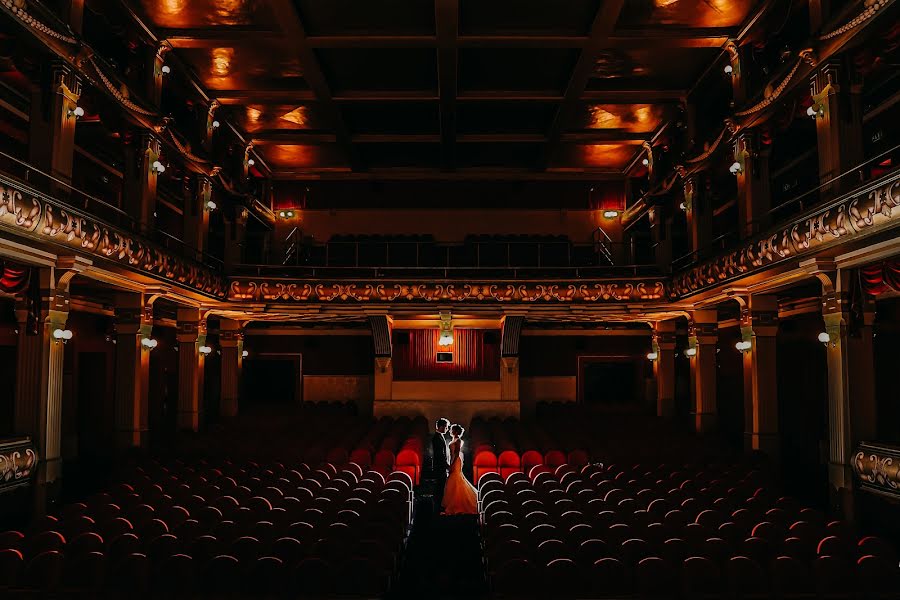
441, 424, 478, 515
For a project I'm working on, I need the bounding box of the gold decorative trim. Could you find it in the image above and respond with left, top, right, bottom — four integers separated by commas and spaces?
853, 442, 900, 499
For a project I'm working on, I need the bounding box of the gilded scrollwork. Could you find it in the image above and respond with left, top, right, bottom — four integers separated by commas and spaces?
0, 438, 38, 491
228, 278, 670, 304
853, 443, 900, 499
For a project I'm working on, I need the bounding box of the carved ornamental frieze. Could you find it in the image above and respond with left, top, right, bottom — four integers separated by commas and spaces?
673, 173, 900, 297
0, 176, 226, 297
853, 442, 900, 500
228, 279, 670, 304
0, 437, 38, 493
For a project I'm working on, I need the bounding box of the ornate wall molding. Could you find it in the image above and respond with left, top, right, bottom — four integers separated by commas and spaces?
673, 172, 900, 297
853, 442, 900, 500
0, 437, 38, 494
0, 175, 226, 298
228, 279, 670, 304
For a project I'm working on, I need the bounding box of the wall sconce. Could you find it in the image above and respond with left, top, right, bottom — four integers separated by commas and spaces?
151, 160, 166, 174
278, 210, 296, 219
242, 350, 249, 358
641, 157, 650, 167
211, 120, 220, 129
684, 347, 697, 357
603, 210, 620, 219
141, 337, 158, 350
52, 328, 73, 344
817, 332, 836, 348
646, 352, 658, 361
735, 340, 752, 353
679, 201, 687, 211
205, 200, 217, 211
729, 161, 743, 175
724, 64, 734, 75
199, 345, 212, 356
247, 158, 255, 166
807, 103, 825, 119
67, 106, 85, 119
161, 65, 171, 75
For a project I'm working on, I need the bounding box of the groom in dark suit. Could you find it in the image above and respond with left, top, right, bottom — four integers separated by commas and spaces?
431, 417, 450, 515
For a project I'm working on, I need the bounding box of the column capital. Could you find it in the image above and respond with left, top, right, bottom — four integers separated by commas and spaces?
220, 318, 244, 348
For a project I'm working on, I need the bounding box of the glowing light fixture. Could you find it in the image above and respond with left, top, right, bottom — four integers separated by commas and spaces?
242, 350, 249, 358
278, 210, 296, 219
206, 200, 217, 211
807, 104, 825, 119
684, 347, 697, 357
603, 210, 620, 219
438, 311, 454, 347
151, 160, 166, 174
141, 337, 158, 350
247, 158, 255, 166
817, 332, 831, 344
641, 157, 650, 166
212, 120, 220, 128
67, 106, 85, 119
199, 345, 212, 355
679, 201, 687, 211
724, 64, 734, 75
729, 161, 743, 175
161, 65, 171, 75
646, 352, 658, 361
735, 340, 752, 353
53, 328, 73, 343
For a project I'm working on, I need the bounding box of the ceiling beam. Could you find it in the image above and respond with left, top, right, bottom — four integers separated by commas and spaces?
213, 89, 317, 104
435, 0, 459, 170
269, 0, 358, 170
271, 168, 624, 181
307, 35, 436, 47
541, 0, 626, 170
159, 26, 282, 48
581, 89, 687, 103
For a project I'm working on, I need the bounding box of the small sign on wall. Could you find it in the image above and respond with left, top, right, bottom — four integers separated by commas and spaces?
436, 351, 453, 363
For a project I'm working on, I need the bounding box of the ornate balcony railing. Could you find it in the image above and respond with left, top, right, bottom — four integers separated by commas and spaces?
0, 437, 38, 494
0, 157, 227, 298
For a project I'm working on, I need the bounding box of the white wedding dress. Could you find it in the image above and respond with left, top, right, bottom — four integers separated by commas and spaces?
442, 439, 478, 515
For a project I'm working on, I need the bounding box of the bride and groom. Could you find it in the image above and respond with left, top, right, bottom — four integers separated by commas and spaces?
432, 418, 478, 515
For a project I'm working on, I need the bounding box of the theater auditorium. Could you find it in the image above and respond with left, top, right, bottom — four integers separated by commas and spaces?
0, 0, 899, 598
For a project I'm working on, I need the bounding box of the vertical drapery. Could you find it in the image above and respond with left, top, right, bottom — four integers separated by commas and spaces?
393, 329, 500, 380
860, 260, 900, 295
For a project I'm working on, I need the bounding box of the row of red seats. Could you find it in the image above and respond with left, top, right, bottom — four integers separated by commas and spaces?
472, 449, 591, 485
0, 458, 414, 595
479, 462, 898, 599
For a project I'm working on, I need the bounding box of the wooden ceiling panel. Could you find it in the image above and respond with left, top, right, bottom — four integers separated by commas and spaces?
357, 143, 441, 169
456, 102, 557, 134
178, 43, 304, 90
260, 143, 347, 169
341, 102, 440, 135
458, 48, 579, 92
456, 143, 544, 168
569, 103, 669, 133
459, 0, 598, 35
553, 143, 642, 170
617, 0, 761, 29
587, 47, 720, 89
295, 0, 436, 36
225, 103, 325, 133
315, 48, 438, 92
137, 0, 279, 28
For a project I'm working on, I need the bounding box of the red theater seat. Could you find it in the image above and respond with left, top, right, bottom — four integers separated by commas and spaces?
474, 451, 499, 485
498, 451, 522, 479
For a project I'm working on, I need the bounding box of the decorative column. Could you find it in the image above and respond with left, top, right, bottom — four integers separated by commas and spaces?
650, 208, 673, 273
114, 293, 153, 449
741, 295, 779, 456
734, 131, 771, 239
682, 173, 712, 258
224, 207, 249, 272
369, 316, 393, 417
500, 316, 524, 411
183, 175, 212, 261
204, 100, 220, 152
220, 318, 244, 419
811, 60, 863, 199
28, 62, 81, 186
124, 133, 162, 232
725, 41, 746, 105
688, 310, 718, 433
176, 308, 206, 432
14, 258, 87, 512
147, 43, 170, 107
653, 320, 677, 417
821, 270, 877, 519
